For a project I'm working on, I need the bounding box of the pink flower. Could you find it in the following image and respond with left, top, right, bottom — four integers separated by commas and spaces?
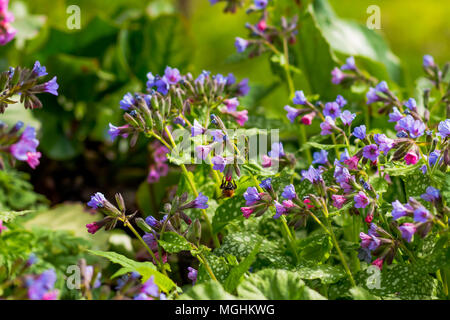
257, 19, 267, 31
365, 214, 373, 224
234, 110, 248, 126
26, 151, 41, 169
147, 166, 160, 183
195, 144, 214, 160
0, 220, 7, 234
241, 207, 254, 219
404, 151, 419, 165
156, 162, 169, 177
224, 98, 239, 111
332, 195, 347, 209
344, 156, 359, 170
86, 222, 101, 234
303, 198, 314, 208
301, 112, 316, 125
261, 155, 272, 168
372, 258, 383, 270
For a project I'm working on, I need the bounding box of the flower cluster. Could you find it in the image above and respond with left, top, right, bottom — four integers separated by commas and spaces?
26, 269, 59, 300
147, 141, 170, 183
0, 61, 58, 114
0, 0, 15, 45
331, 56, 376, 87
0, 121, 42, 169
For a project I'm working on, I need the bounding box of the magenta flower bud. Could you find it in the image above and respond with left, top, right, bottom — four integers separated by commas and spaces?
224, 97, 239, 111
0, 220, 7, 234
344, 156, 359, 170
372, 258, 383, 270
332, 195, 347, 209
147, 165, 160, 183
86, 221, 102, 234
354, 191, 370, 209
261, 154, 272, 168
404, 151, 419, 165
241, 206, 254, 219
301, 111, 316, 125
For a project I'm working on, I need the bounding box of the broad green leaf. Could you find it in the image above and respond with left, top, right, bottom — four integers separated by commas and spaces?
292, 262, 346, 284
297, 233, 333, 263
303, 141, 347, 151
88, 250, 176, 293
178, 280, 236, 300
197, 253, 231, 283
158, 231, 192, 253
224, 241, 261, 293
371, 176, 389, 193
212, 195, 246, 233
350, 286, 381, 300
237, 269, 326, 300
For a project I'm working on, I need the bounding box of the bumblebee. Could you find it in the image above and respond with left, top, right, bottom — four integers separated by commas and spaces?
220, 176, 237, 198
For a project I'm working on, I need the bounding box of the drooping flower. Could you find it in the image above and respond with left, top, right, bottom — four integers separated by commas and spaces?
363, 144, 380, 162
244, 187, 261, 205
32, 61, 48, 77
87, 192, 107, 209
344, 156, 360, 170
236, 78, 250, 96
284, 105, 302, 123
312, 150, 328, 165
194, 193, 209, 209
259, 178, 272, 191
273, 201, 287, 219
340, 110, 356, 126
404, 151, 419, 165
354, 191, 370, 209
341, 56, 356, 71
331, 67, 345, 84
281, 184, 296, 200
108, 123, 130, 141
292, 90, 307, 105
211, 155, 227, 172
423, 54, 435, 68
404, 98, 417, 111
391, 200, 410, 220
388, 107, 403, 122
191, 120, 206, 137
27, 269, 59, 300
359, 232, 380, 251
437, 119, 450, 138
120, 93, 135, 110
235, 37, 249, 53
323, 102, 341, 119
421, 186, 440, 202
373, 133, 394, 153
366, 87, 382, 104
301, 166, 322, 184
413, 206, 432, 223
268, 142, 285, 158
352, 125, 366, 140
195, 144, 214, 160
320, 116, 335, 136
301, 111, 316, 125
335, 95, 347, 108
241, 206, 254, 219
10, 126, 39, 163
261, 154, 272, 168
187, 267, 198, 285
372, 258, 383, 270
332, 195, 347, 209
141, 276, 159, 297
147, 166, 160, 183
224, 98, 239, 111
399, 223, 416, 243
254, 0, 268, 10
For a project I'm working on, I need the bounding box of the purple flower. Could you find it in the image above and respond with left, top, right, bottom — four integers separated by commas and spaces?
235, 37, 249, 53
281, 184, 296, 200
10, 126, 39, 161
194, 193, 209, 209
268, 142, 285, 158
254, 0, 268, 10
332, 195, 347, 209
174, 116, 186, 126
155, 77, 169, 95
335, 95, 347, 107
366, 87, 381, 104
226, 73, 236, 85
108, 123, 129, 141
312, 150, 328, 165
209, 0, 219, 5
145, 216, 159, 228
244, 187, 261, 205
324, 102, 341, 119
87, 192, 107, 209
284, 105, 302, 123
363, 144, 380, 162
37, 76, 59, 96
423, 55, 435, 68
259, 178, 272, 191
375, 81, 389, 93
273, 201, 287, 219
354, 191, 369, 209
388, 107, 403, 122
292, 90, 307, 105
352, 125, 366, 140
399, 223, 416, 243
141, 276, 159, 297
195, 144, 214, 160
404, 98, 417, 111
331, 67, 345, 84
27, 269, 58, 300
413, 206, 432, 223
211, 130, 225, 141
341, 56, 356, 71
301, 165, 322, 184
164, 66, 181, 85
214, 74, 227, 86
373, 133, 395, 153
32, 61, 48, 77
320, 116, 335, 135
438, 119, 450, 138
187, 267, 198, 285
211, 155, 227, 172
191, 120, 206, 137
134, 293, 151, 300
391, 200, 409, 220
359, 232, 380, 251
408, 119, 426, 139
340, 110, 356, 126
236, 78, 250, 96
429, 150, 441, 166
334, 166, 352, 184
421, 186, 440, 202
120, 92, 135, 110
224, 97, 239, 111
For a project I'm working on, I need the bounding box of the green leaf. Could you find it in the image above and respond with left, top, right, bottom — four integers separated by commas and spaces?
212, 195, 246, 233
88, 250, 176, 293
178, 280, 236, 300
371, 176, 389, 193
197, 253, 231, 283
237, 269, 326, 300
0, 210, 33, 223
293, 262, 346, 284
224, 241, 261, 293
303, 141, 347, 151
297, 233, 333, 263
158, 231, 192, 253
313, 0, 402, 83
349, 286, 381, 300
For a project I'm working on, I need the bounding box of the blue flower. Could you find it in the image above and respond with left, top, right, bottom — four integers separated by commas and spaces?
352, 125, 366, 140
87, 192, 107, 209
312, 150, 328, 165
391, 200, 410, 220
284, 105, 302, 123
423, 54, 435, 68
120, 93, 135, 110
244, 187, 261, 205
141, 276, 159, 297
41, 76, 59, 96
323, 102, 341, 119
421, 186, 440, 202
268, 142, 285, 158
341, 56, 356, 71
335, 94, 347, 107
254, 0, 268, 10
413, 206, 432, 223
320, 116, 335, 135
145, 216, 159, 228
235, 37, 249, 53
363, 144, 379, 161
404, 98, 417, 111
259, 178, 272, 191
438, 119, 450, 138
32, 61, 48, 77
292, 90, 307, 105
301, 166, 322, 184
191, 120, 206, 137
194, 193, 209, 209
340, 110, 356, 126
273, 201, 286, 219
281, 184, 296, 200
388, 107, 403, 122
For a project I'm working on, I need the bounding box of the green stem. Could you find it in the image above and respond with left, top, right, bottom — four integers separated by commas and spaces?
164, 126, 220, 248
197, 252, 218, 282
280, 215, 299, 264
